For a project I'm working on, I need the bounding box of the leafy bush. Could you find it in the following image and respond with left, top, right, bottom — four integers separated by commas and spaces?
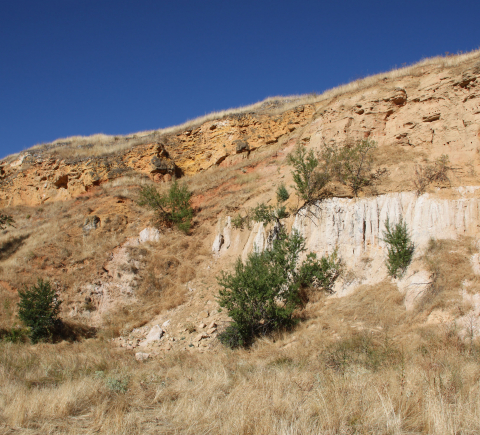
322, 139, 384, 197
251, 203, 288, 226
382, 218, 414, 278
217, 228, 304, 348
218, 324, 244, 349
298, 250, 342, 294
138, 181, 193, 233
276, 183, 290, 203
286, 145, 329, 205
231, 212, 250, 230
217, 228, 341, 348
17, 279, 62, 343
0, 326, 29, 343
0, 214, 14, 230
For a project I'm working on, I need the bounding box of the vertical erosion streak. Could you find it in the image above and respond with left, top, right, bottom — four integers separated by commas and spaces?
363, 219, 367, 249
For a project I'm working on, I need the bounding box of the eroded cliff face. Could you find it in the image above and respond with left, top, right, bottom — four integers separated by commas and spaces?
304, 62, 480, 160
0, 105, 314, 207
2, 54, 480, 208
212, 188, 480, 307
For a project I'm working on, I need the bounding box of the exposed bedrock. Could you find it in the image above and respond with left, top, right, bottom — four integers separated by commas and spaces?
213, 189, 480, 299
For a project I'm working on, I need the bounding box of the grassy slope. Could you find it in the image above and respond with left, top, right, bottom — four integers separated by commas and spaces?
2, 50, 480, 433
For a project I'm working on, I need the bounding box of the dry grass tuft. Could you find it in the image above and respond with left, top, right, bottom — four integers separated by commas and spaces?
419, 237, 480, 313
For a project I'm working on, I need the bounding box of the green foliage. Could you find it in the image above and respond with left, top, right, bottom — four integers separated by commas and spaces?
276, 183, 290, 203
0, 326, 29, 343
286, 145, 329, 204
217, 228, 305, 348
382, 218, 414, 278
251, 203, 288, 225
298, 250, 342, 294
138, 181, 193, 233
322, 139, 383, 197
231, 212, 250, 230
218, 324, 245, 349
217, 228, 341, 348
0, 214, 14, 230
106, 376, 129, 393
17, 279, 62, 343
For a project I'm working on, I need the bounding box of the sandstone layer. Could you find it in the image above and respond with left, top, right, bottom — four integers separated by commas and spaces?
2, 54, 480, 207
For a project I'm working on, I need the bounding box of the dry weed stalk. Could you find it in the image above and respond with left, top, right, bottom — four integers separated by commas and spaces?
414, 154, 451, 195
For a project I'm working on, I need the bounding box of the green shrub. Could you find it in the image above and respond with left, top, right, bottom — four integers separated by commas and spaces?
276, 183, 290, 203
0, 326, 29, 343
217, 228, 304, 348
218, 324, 244, 349
217, 228, 341, 348
0, 214, 14, 230
106, 376, 129, 394
382, 218, 414, 278
17, 279, 62, 343
413, 154, 451, 195
298, 250, 342, 293
251, 203, 288, 226
286, 145, 329, 205
231, 212, 250, 230
138, 181, 193, 233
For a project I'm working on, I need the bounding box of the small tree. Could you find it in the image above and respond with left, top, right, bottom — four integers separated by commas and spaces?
138, 180, 194, 233
17, 279, 62, 343
217, 228, 305, 348
0, 214, 14, 230
287, 145, 329, 206
298, 250, 342, 294
276, 183, 290, 203
323, 139, 384, 197
413, 154, 451, 195
382, 218, 414, 278
217, 228, 341, 348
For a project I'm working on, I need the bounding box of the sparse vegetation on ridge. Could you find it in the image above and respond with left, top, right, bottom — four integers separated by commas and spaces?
4, 49, 479, 162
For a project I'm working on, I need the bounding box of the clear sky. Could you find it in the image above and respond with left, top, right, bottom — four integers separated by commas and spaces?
1, 0, 479, 158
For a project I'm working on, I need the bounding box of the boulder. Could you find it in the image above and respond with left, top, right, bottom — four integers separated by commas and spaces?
135, 352, 150, 362
139, 227, 161, 243
139, 325, 164, 347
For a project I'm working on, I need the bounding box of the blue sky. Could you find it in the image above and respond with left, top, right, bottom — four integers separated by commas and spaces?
1, 0, 479, 158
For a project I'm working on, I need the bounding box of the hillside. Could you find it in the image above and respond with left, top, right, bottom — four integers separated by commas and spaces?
1, 50, 480, 434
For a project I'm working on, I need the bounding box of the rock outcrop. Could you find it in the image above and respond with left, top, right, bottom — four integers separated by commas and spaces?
213, 188, 480, 299
0, 106, 314, 207
2, 54, 480, 208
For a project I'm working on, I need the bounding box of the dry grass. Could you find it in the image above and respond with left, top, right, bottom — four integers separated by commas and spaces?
419, 237, 480, 314
2, 240, 480, 433
2, 305, 480, 434
4, 48, 479, 163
